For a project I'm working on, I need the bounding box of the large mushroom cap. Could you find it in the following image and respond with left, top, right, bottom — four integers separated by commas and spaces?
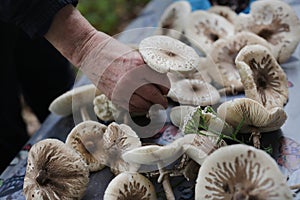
23, 139, 89, 200
184, 10, 234, 55
139, 35, 200, 73
234, 0, 300, 63
155, 1, 191, 39
104, 172, 157, 200
236, 44, 288, 109
195, 144, 293, 200
65, 120, 107, 172
217, 98, 287, 133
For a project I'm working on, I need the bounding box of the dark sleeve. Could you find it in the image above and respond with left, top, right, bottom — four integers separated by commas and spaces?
0, 0, 78, 38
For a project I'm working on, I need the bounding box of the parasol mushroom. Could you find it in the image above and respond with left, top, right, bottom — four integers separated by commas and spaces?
217, 98, 287, 148
234, 0, 300, 63
235, 44, 289, 109
195, 144, 293, 200
23, 138, 89, 199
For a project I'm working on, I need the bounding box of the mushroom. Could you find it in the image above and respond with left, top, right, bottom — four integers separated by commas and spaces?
206, 31, 273, 95
217, 98, 287, 148
167, 78, 220, 106
208, 5, 237, 24
155, 0, 191, 40
138, 35, 201, 73
195, 144, 293, 200
104, 172, 157, 200
48, 83, 101, 122
65, 120, 108, 172
93, 93, 120, 122
236, 44, 289, 109
169, 105, 196, 129
184, 10, 234, 55
23, 138, 89, 199
234, 0, 300, 63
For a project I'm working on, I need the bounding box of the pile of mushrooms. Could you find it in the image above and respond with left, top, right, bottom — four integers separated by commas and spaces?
23, 0, 300, 199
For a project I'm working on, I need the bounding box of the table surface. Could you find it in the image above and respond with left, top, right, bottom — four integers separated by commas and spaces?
1, 0, 300, 199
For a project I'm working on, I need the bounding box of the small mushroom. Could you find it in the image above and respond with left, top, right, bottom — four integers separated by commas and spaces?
234, 0, 300, 63
155, 0, 191, 40
170, 105, 196, 129
65, 120, 107, 172
93, 94, 120, 122
217, 98, 287, 148
23, 139, 89, 199
104, 172, 157, 200
184, 10, 234, 55
207, 31, 273, 95
48, 83, 101, 121
236, 44, 289, 109
167, 79, 220, 106
138, 35, 200, 73
208, 5, 237, 24
195, 144, 293, 200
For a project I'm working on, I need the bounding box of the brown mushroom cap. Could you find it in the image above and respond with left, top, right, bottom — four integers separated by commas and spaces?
155, 1, 191, 39
139, 35, 200, 73
195, 144, 293, 200
234, 0, 300, 63
104, 172, 157, 200
208, 5, 237, 24
236, 44, 288, 109
65, 120, 108, 172
184, 10, 234, 55
207, 31, 273, 93
23, 139, 89, 200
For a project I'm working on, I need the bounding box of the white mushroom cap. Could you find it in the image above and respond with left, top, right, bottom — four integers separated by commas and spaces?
236, 44, 288, 109
139, 35, 201, 73
167, 79, 220, 106
155, 1, 191, 39
234, 0, 300, 63
195, 144, 293, 200
208, 5, 237, 24
48, 84, 101, 116
65, 120, 107, 172
184, 10, 234, 55
217, 98, 287, 134
170, 105, 196, 129
207, 31, 273, 94
104, 172, 157, 200
93, 94, 120, 122
23, 139, 89, 200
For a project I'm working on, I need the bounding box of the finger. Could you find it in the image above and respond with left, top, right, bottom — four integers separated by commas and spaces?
135, 84, 168, 108
156, 84, 170, 95
129, 93, 152, 112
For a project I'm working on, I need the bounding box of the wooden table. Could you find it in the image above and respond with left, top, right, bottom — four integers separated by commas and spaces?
1, 0, 300, 199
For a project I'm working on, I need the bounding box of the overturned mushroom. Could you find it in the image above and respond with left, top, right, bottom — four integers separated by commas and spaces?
217, 98, 287, 148
207, 31, 273, 95
208, 5, 237, 24
167, 79, 220, 106
65, 120, 107, 172
155, 1, 191, 40
184, 10, 234, 55
236, 44, 288, 109
23, 139, 89, 199
234, 0, 300, 63
195, 144, 293, 199
139, 35, 200, 73
104, 172, 157, 200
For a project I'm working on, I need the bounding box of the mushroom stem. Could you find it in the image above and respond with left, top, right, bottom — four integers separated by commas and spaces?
80, 106, 91, 121
290, 184, 300, 190
250, 129, 261, 148
218, 85, 238, 96
157, 163, 175, 200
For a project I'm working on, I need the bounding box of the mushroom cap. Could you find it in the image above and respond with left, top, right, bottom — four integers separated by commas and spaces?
93, 94, 119, 122
167, 79, 220, 106
48, 84, 101, 116
234, 0, 300, 63
235, 44, 288, 109
217, 98, 287, 133
195, 144, 293, 200
184, 10, 234, 55
207, 31, 273, 92
23, 139, 89, 200
65, 120, 107, 172
138, 35, 200, 73
155, 0, 191, 39
170, 105, 196, 129
208, 5, 237, 24
104, 172, 157, 200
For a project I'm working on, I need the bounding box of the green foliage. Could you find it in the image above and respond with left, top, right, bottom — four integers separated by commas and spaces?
77, 0, 150, 35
